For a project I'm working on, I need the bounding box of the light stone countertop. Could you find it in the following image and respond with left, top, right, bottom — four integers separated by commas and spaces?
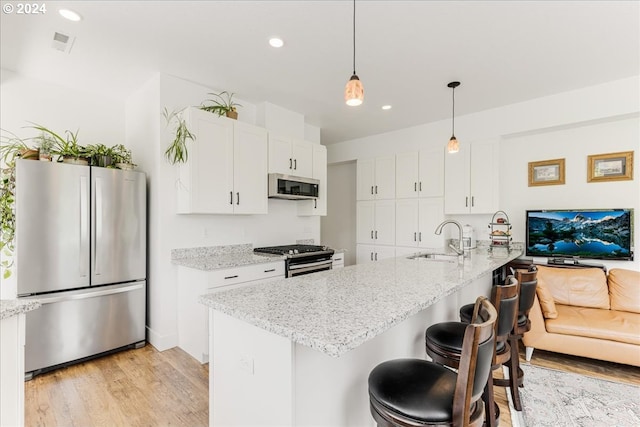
171, 243, 285, 271
199, 246, 523, 357
0, 299, 41, 320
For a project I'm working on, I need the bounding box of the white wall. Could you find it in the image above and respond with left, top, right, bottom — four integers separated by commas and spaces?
322, 162, 357, 266
126, 73, 321, 351
0, 68, 125, 298
326, 76, 640, 271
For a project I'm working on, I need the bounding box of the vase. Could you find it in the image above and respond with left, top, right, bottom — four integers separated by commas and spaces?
226, 110, 238, 120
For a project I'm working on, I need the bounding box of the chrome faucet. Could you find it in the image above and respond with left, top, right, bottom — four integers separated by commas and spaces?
434, 220, 465, 256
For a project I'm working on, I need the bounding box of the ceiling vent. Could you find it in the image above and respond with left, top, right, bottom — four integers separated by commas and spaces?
52, 32, 75, 54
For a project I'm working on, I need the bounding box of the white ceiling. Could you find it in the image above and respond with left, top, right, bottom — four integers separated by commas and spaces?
1, 1, 638, 144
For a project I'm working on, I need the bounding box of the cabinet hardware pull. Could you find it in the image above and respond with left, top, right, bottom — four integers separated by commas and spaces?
371, 230, 374, 239
419, 182, 422, 191
419, 232, 422, 241
370, 252, 373, 261
375, 252, 378, 261
375, 230, 378, 239
224, 275, 239, 280
314, 199, 317, 209
264, 269, 276, 273
471, 196, 474, 207
414, 232, 417, 241
414, 182, 417, 192
334, 258, 342, 261
294, 159, 297, 170
465, 196, 468, 207
289, 158, 292, 169
375, 185, 378, 194
230, 191, 233, 205
237, 192, 240, 205
371, 186, 374, 194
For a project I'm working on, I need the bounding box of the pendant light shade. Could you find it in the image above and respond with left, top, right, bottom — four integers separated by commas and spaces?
345, 0, 364, 106
447, 81, 461, 153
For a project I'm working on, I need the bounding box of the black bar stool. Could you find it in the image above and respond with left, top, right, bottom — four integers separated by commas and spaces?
428, 275, 519, 427
368, 296, 497, 427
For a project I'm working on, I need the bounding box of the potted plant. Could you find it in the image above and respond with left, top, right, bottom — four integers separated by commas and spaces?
36, 133, 55, 161
86, 143, 114, 167
199, 91, 242, 120
163, 108, 195, 164
111, 144, 136, 170
29, 124, 88, 165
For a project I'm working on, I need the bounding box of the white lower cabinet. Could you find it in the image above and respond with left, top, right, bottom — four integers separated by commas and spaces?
332, 252, 345, 268
177, 261, 284, 363
356, 245, 396, 264
1, 313, 26, 427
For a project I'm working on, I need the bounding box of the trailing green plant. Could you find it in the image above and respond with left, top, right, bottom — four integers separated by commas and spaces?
29, 124, 87, 161
163, 108, 195, 164
0, 161, 16, 279
199, 91, 242, 117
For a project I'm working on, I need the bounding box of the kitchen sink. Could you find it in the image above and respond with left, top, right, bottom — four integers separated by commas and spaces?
407, 252, 460, 263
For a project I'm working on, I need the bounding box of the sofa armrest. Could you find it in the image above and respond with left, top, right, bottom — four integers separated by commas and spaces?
522, 294, 549, 349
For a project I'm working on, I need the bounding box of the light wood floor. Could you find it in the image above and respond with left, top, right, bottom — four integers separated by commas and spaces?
25, 343, 639, 427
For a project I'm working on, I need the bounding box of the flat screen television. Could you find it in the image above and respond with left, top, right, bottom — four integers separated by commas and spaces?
526, 209, 634, 261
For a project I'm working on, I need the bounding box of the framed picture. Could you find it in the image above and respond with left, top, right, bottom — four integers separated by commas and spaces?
528, 158, 565, 186
587, 151, 634, 183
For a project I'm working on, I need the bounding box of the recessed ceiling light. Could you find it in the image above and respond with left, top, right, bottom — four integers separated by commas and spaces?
269, 37, 284, 48
59, 9, 82, 21
382, 105, 392, 110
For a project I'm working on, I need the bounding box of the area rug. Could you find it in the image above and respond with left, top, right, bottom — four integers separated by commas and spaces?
505, 364, 640, 427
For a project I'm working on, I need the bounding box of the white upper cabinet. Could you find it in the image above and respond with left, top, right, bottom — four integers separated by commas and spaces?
177, 108, 267, 214
444, 139, 499, 214
298, 144, 327, 216
395, 198, 445, 248
396, 148, 444, 199
268, 134, 313, 178
356, 156, 395, 200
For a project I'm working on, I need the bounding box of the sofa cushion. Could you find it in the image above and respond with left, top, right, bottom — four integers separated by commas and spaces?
536, 284, 558, 319
609, 269, 640, 314
545, 304, 640, 346
536, 265, 609, 309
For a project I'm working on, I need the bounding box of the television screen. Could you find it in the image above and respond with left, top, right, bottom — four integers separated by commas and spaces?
526, 209, 634, 260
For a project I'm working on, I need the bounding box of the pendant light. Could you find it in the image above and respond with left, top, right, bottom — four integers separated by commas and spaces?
344, 0, 364, 106
447, 81, 461, 153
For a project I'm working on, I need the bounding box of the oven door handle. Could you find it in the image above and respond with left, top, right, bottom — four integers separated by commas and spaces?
288, 259, 334, 270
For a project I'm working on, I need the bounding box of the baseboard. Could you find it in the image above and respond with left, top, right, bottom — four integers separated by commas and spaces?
146, 326, 178, 351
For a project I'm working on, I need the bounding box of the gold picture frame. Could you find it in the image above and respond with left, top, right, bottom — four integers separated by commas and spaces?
587, 151, 633, 183
528, 158, 565, 186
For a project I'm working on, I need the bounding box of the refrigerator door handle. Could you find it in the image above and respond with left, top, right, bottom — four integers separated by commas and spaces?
25, 283, 144, 305
94, 177, 103, 276
79, 175, 88, 278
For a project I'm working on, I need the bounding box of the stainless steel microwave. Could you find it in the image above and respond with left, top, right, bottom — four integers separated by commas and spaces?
268, 173, 319, 200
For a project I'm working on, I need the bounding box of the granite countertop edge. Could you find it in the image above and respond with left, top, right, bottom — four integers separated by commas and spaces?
1, 299, 41, 320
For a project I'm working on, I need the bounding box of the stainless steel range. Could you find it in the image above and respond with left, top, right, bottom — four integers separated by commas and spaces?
254, 244, 335, 278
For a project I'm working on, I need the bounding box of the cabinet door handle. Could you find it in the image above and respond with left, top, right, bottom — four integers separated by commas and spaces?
294, 159, 297, 170
419, 182, 422, 191
290, 158, 293, 169
264, 268, 276, 273
224, 275, 239, 280
314, 199, 317, 209
236, 192, 240, 205
370, 252, 373, 261
414, 182, 417, 192
375, 230, 378, 239
333, 258, 342, 262
419, 232, 422, 242
371, 186, 374, 195
471, 196, 475, 207
371, 230, 374, 239
465, 196, 469, 207
375, 185, 378, 194
375, 252, 378, 261
414, 232, 417, 241
230, 191, 233, 205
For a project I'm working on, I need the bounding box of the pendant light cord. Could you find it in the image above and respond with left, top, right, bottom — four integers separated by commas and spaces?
352, 0, 356, 75
451, 86, 456, 136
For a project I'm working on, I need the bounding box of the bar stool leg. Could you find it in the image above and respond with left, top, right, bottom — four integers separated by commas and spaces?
483, 372, 498, 427
507, 334, 522, 411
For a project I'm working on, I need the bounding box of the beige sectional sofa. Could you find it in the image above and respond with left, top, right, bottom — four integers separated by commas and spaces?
523, 266, 640, 367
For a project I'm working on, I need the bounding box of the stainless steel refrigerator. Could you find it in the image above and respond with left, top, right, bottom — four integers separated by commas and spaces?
16, 160, 147, 379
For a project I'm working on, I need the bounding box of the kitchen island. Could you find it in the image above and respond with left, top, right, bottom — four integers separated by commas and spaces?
200, 246, 522, 426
